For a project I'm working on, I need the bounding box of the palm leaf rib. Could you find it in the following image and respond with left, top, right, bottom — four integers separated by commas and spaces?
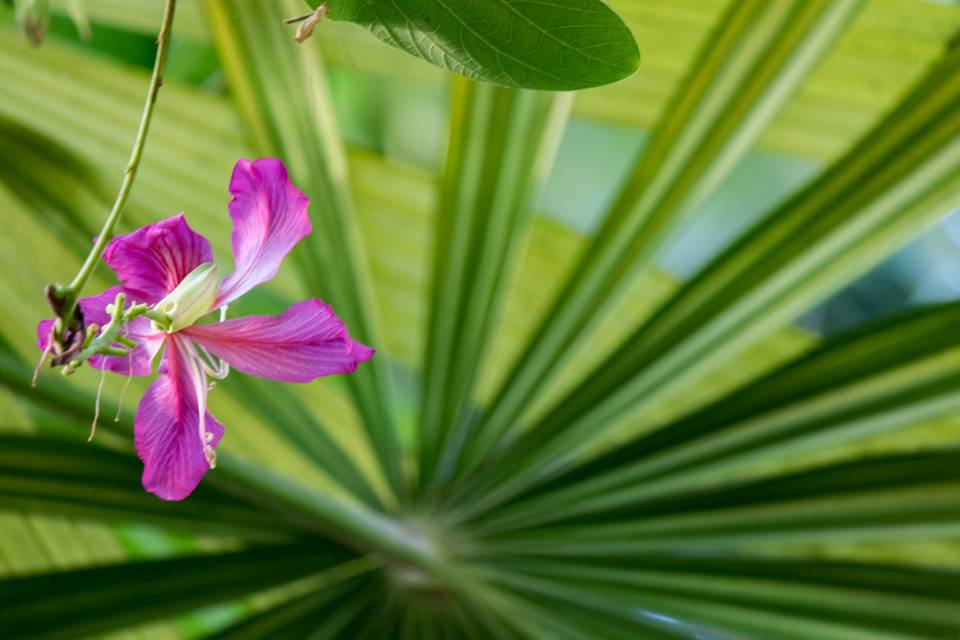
459, 0, 864, 477
490, 557, 960, 640
206, 0, 404, 498
0, 541, 357, 640
205, 579, 373, 640
468, 302, 960, 532
0, 434, 299, 537
478, 449, 960, 555
418, 80, 571, 493
461, 42, 960, 514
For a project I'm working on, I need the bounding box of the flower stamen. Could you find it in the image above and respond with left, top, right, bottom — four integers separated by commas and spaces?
89, 367, 107, 442
114, 347, 134, 423
183, 340, 216, 469
32, 331, 53, 388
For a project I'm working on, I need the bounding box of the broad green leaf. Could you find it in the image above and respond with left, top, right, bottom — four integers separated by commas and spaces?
466, 41, 960, 509
0, 541, 355, 640
310, 0, 640, 90
206, 0, 403, 497
418, 79, 571, 491
461, 0, 862, 478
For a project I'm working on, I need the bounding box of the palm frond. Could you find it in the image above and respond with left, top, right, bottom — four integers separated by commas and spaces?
1, 1, 959, 637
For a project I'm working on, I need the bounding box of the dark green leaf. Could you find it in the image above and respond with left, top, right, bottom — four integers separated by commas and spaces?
207, 579, 371, 640
480, 450, 960, 555
494, 556, 960, 639
0, 434, 298, 538
312, 0, 640, 90
474, 303, 960, 531
0, 541, 355, 640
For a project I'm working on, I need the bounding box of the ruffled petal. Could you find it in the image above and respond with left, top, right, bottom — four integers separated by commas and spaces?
104, 214, 213, 304
216, 159, 311, 306
182, 299, 374, 382
36, 287, 162, 377
134, 335, 223, 501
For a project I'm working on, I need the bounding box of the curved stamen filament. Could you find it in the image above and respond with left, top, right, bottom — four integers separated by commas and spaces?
181, 339, 216, 469
115, 345, 135, 423
185, 338, 229, 380
89, 367, 107, 442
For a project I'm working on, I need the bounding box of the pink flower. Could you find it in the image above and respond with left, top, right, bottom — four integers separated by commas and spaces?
36, 159, 374, 500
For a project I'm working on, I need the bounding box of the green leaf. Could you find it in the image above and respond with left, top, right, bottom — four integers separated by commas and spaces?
461, 0, 862, 477
0, 541, 356, 640
206, 579, 371, 640
310, 0, 640, 90
417, 79, 571, 492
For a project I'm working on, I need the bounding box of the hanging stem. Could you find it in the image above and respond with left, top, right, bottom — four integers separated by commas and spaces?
49, 0, 178, 337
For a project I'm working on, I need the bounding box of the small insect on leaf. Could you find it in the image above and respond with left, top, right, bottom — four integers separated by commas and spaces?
285, 4, 329, 44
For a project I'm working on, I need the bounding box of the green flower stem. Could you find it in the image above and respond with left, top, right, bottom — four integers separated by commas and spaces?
53, 0, 177, 333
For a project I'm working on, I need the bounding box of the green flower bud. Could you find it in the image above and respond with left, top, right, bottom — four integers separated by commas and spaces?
155, 263, 220, 332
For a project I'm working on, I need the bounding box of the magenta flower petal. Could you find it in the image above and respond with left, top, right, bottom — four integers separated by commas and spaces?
182, 299, 374, 382
216, 159, 311, 306
36, 287, 162, 377
135, 335, 223, 501
104, 214, 214, 304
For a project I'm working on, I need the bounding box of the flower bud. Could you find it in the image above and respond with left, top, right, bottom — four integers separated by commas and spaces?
155, 263, 220, 332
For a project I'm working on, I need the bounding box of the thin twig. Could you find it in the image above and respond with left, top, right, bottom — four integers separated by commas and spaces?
53, 0, 178, 334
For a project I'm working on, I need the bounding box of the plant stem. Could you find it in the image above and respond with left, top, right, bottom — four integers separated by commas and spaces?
211, 456, 497, 605
57, 0, 177, 321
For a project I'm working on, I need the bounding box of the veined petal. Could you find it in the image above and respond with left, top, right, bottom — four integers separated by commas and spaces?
135, 335, 223, 501
216, 159, 311, 306
36, 287, 162, 377
104, 214, 214, 304
182, 299, 374, 383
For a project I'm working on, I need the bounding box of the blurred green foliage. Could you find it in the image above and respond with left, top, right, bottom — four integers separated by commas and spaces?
1, 1, 960, 638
